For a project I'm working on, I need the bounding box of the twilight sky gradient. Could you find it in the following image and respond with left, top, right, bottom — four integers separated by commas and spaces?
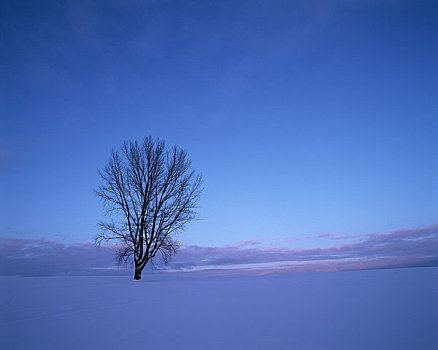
1, 1, 437, 274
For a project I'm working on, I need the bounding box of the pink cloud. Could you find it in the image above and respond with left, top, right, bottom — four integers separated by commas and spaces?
231, 238, 266, 248
285, 232, 344, 242
1, 224, 437, 277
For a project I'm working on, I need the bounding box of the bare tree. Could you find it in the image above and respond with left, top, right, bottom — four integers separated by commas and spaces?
95, 137, 202, 280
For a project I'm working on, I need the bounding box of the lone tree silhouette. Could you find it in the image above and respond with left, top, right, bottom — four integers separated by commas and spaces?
96, 137, 202, 280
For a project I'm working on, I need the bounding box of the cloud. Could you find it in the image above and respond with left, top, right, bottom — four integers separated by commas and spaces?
231, 238, 266, 248
169, 225, 438, 273
0, 238, 128, 277
1, 225, 437, 277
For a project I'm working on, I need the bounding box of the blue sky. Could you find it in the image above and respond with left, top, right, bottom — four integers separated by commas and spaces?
1, 0, 437, 251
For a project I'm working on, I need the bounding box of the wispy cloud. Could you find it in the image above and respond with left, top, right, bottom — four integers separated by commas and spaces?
0, 238, 128, 277
170, 225, 438, 274
231, 238, 266, 248
1, 225, 437, 277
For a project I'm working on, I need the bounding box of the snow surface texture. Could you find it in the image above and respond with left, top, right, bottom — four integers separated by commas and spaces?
1, 267, 437, 349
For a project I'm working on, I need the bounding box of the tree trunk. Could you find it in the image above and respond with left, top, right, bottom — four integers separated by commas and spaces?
134, 266, 142, 280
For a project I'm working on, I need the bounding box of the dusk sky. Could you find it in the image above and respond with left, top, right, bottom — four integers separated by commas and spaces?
1, 0, 437, 275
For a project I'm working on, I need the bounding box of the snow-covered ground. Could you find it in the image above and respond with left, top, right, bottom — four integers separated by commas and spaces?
1, 267, 437, 349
